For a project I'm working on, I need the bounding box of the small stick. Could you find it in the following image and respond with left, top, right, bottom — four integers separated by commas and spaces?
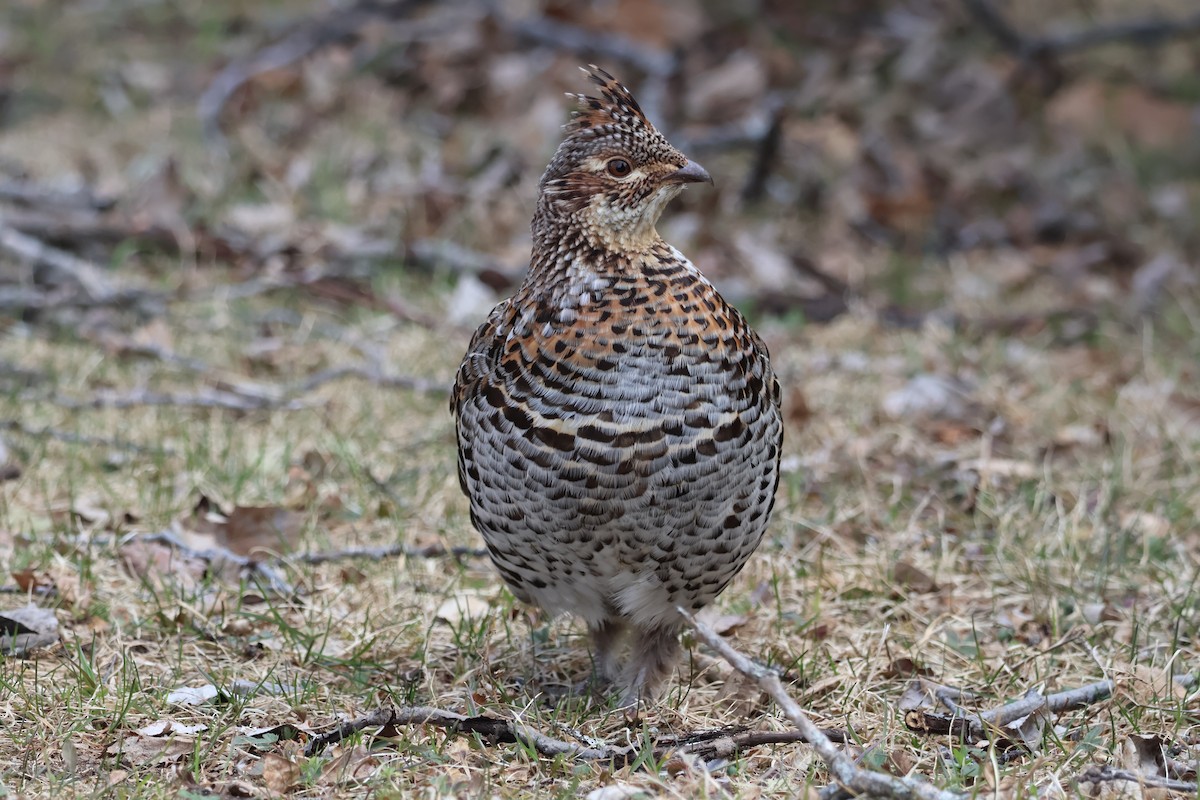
679, 607, 966, 800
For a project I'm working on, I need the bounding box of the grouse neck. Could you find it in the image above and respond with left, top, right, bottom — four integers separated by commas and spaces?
530, 208, 668, 270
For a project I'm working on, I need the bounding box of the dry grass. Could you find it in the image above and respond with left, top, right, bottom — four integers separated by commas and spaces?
1, 279, 1197, 798
1, 1, 1198, 798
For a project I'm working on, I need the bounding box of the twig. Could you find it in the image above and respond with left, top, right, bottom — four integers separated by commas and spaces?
0, 419, 173, 457
961, 0, 1200, 58
292, 543, 489, 565
740, 103, 787, 203
0, 217, 118, 303
0, 207, 185, 254
908, 677, 1114, 745
0, 179, 114, 211
679, 607, 966, 800
507, 16, 675, 77
127, 530, 296, 597
283, 364, 447, 398
405, 238, 523, 288
303, 703, 848, 763
1043, 679, 1115, 712
1076, 765, 1198, 794
304, 705, 615, 760
198, 0, 429, 142
47, 387, 308, 413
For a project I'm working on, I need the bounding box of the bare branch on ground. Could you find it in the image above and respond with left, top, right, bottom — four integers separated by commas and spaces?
680, 607, 966, 800
303, 703, 848, 764
0, 217, 119, 303
0, 179, 115, 211
903, 677, 1114, 748
1076, 765, 1198, 795
198, 0, 433, 142
0, 419, 174, 457
961, 0, 1200, 58
128, 530, 297, 597
293, 542, 489, 565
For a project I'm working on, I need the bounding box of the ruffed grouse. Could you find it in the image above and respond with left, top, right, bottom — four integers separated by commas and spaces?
452, 66, 783, 706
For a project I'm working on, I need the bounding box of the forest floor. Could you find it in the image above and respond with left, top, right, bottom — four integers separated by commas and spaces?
0, 0, 1197, 797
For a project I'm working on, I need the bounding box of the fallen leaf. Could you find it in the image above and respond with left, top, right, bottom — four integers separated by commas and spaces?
881, 657, 931, 679
786, 385, 813, 430
106, 734, 194, 767
956, 458, 1039, 481
0, 604, 59, 656
260, 752, 301, 795
217, 505, 304, 557
167, 684, 219, 706
585, 784, 650, 800
118, 538, 207, 590
695, 606, 751, 636
435, 595, 493, 626
882, 375, 973, 420
136, 719, 208, 737
1121, 734, 1169, 778
1120, 511, 1170, 540
234, 723, 309, 752
319, 744, 380, 786
893, 560, 938, 594
10, 569, 53, 593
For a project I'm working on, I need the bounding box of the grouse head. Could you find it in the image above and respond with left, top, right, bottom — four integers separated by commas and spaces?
533, 65, 711, 253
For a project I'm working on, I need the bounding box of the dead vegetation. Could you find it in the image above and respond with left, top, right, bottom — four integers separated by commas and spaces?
0, 0, 1197, 797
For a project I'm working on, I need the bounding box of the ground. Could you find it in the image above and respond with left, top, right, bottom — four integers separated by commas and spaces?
0, 0, 1197, 798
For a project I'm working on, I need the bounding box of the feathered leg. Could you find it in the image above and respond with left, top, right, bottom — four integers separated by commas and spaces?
618, 625, 682, 709
588, 618, 627, 685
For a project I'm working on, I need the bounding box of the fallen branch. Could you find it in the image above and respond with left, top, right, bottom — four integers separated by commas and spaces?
0, 179, 114, 211
0, 207, 186, 255
961, 0, 1200, 58
0, 419, 174, 457
0, 217, 119, 303
904, 677, 1114, 748
198, 0, 431, 142
405, 238, 523, 291
508, 16, 675, 78
303, 703, 847, 763
679, 607, 965, 800
1076, 765, 1198, 795
127, 530, 297, 598
47, 387, 308, 413
283, 364, 447, 398
293, 542, 488, 565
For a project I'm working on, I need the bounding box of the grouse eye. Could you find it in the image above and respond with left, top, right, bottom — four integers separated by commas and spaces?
606, 158, 632, 178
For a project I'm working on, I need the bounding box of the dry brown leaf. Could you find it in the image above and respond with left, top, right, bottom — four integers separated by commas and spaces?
216, 505, 304, 557
786, 385, 813, 430
1121, 734, 1168, 778
1120, 511, 1171, 540
106, 734, 194, 767
260, 752, 301, 796
319, 744, 380, 786
11, 569, 52, 593
893, 559, 938, 594
118, 539, 207, 590
695, 606, 752, 636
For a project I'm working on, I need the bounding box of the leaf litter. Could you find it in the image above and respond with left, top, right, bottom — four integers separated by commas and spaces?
0, 0, 1198, 797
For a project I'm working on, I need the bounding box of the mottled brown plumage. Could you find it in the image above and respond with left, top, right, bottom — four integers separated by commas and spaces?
452, 66, 783, 706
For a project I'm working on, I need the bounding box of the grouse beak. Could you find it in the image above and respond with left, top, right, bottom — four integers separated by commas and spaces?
665, 159, 713, 186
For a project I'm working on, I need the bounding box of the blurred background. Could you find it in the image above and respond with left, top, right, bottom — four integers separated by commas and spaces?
1, 0, 1197, 336
1, 5, 1198, 793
